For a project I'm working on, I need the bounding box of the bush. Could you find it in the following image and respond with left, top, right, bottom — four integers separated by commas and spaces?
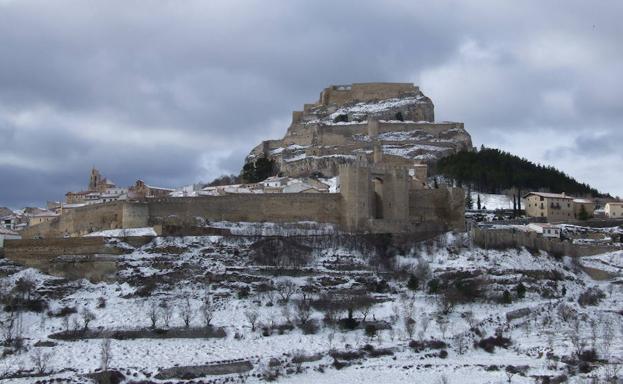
516, 283, 526, 299
333, 114, 348, 123
300, 321, 319, 335
428, 279, 440, 294
408, 339, 447, 352
407, 275, 419, 291
579, 349, 598, 362
501, 290, 512, 304
439, 350, 448, 359
477, 335, 512, 353
364, 324, 377, 338
48, 306, 77, 317
237, 286, 250, 299
578, 287, 606, 307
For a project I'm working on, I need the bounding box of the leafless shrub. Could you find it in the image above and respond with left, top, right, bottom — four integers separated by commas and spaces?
294, 299, 312, 326
276, 280, 298, 303
179, 297, 194, 328
30, 348, 52, 374
160, 300, 173, 328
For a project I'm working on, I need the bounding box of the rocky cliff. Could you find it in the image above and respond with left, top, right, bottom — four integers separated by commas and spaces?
246, 82, 473, 177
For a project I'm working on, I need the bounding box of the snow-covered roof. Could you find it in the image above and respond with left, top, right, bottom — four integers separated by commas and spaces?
0, 228, 19, 236
283, 183, 318, 193
523, 192, 573, 200
572, 198, 593, 204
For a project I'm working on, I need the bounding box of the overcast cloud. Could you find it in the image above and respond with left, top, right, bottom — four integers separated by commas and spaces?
1, 0, 622, 208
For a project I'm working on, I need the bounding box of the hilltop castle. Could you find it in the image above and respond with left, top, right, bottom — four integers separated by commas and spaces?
247, 82, 472, 177
23, 83, 466, 238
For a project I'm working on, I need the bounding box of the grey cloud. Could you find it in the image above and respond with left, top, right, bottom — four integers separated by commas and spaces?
1, 0, 622, 207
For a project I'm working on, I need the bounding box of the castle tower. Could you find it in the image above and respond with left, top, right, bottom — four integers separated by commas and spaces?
88, 168, 102, 191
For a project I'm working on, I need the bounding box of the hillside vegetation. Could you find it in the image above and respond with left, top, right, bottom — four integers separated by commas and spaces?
436, 147, 603, 197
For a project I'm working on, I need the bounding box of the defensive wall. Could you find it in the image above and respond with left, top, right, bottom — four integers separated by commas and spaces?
471, 226, 621, 257
147, 194, 343, 227
21, 167, 464, 239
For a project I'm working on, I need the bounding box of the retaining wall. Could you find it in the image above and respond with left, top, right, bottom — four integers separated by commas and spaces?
471, 226, 619, 257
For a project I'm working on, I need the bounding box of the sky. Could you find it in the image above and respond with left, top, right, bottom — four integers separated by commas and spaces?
1, 0, 622, 208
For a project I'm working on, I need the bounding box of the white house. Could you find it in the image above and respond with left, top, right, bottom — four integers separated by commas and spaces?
527, 223, 561, 238
605, 202, 623, 218
0, 228, 21, 248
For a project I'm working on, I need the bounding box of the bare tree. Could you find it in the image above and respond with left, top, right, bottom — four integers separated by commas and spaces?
463, 310, 476, 329
420, 313, 431, 339
455, 333, 469, 355
100, 339, 112, 372
179, 297, 194, 328
160, 300, 173, 328
30, 348, 52, 374
276, 280, 298, 303
147, 300, 159, 328
358, 299, 374, 323
81, 308, 96, 330
13, 274, 36, 301
404, 316, 416, 340
281, 304, 292, 324
601, 320, 615, 358
245, 308, 260, 331
438, 318, 449, 340
569, 317, 585, 357
199, 298, 215, 327
294, 299, 312, 326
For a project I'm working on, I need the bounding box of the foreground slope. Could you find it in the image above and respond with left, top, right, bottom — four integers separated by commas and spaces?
0, 233, 621, 383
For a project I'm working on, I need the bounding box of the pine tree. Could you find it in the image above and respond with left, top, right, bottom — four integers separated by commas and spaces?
512, 194, 517, 216
477, 194, 481, 210
465, 188, 474, 210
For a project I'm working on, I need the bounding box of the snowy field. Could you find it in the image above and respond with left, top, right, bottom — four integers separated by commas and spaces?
1, 232, 622, 383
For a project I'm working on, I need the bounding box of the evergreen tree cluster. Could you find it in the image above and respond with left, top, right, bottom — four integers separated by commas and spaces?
436, 147, 603, 197
241, 156, 277, 183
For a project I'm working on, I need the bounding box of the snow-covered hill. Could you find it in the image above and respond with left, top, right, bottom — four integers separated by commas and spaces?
0, 233, 621, 383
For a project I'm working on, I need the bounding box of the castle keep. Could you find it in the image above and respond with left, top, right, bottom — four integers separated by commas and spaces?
247, 82, 472, 178
22, 83, 466, 238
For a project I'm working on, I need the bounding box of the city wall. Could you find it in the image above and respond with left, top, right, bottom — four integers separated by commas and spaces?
147, 194, 343, 227
470, 226, 620, 257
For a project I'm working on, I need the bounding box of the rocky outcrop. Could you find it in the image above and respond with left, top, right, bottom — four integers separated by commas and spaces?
245, 82, 473, 177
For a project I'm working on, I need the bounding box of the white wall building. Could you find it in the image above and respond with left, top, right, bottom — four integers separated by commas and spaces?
605, 202, 623, 218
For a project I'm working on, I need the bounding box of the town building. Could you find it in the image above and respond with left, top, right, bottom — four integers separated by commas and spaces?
523, 192, 595, 222
128, 180, 175, 199
527, 223, 561, 238
605, 202, 623, 218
